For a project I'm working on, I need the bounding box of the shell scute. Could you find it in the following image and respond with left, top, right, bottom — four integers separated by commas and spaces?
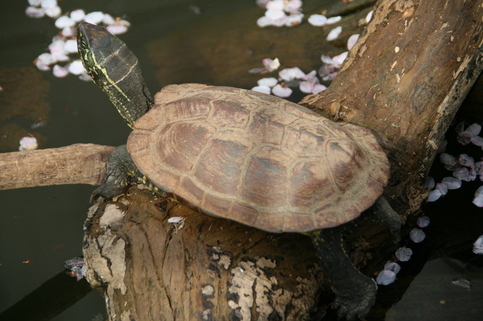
193, 137, 249, 195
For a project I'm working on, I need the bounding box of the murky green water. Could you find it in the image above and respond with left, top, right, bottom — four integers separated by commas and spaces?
1, 0, 482, 320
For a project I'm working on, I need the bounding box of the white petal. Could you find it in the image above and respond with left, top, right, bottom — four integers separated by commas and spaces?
417, 216, 430, 228
35, 59, 51, 71
265, 9, 286, 20
440, 153, 458, 170
409, 228, 426, 243
257, 77, 278, 87
466, 123, 481, 136
279, 67, 305, 81
262, 58, 280, 71
55, 16, 75, 29
251, 86, 271, 95
106, 24, 128, 35
41, 0, 57, 9
473, 235, 483, 254
167, 216, 185, 223
427, 189, 442, 202
53, 64, 69, 78
84, 11, 104, 24
326, 16, 341, 24
45, 5, 61, 18
312, 84, 326, 94
266, 0, 284, 11
64, 39, 78, 53
441, 177, 462, 190
384, 262, 401, 274
69, 60, 85, 75
332, 51, 348, 68
70, 9, 86, 22
29, 0, 43, 6
471, 135, 483, 147
327, 26, 342, 41
25, 6, 45, 18
347, 34, 359, 50
365, 10, 373, 23
459, 154, 474, 167
395, 247, 413, 262
425, 176, 435, 189
38, 52, 56, 65
308, 14, 327, 26
102, 13, 115, 25
19, 136, 38, 151
257, 16, 273, 27
376, 270, 396, 285
272, 84, 292, 97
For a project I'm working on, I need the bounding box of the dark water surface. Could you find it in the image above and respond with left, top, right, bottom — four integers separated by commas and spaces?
1, 0, 482, 320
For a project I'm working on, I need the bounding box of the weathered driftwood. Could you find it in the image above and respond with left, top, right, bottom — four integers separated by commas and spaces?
1, 0, 483, 319
0, 144, 114, 190
301, 0, 483, 217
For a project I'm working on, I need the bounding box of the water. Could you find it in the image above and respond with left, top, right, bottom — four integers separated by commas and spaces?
1, 0, 482, 320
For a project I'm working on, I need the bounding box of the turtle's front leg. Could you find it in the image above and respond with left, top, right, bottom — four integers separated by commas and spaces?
93, 145, 143, 199
307, 227, 376, 321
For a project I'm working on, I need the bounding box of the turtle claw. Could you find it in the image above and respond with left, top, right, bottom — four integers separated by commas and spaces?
332, 277, 376, 320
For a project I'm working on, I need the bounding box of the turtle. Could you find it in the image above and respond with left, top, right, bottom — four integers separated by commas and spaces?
78, 21, 401, 320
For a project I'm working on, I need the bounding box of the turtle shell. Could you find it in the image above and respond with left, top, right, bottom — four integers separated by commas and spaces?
127, 84, 389, 233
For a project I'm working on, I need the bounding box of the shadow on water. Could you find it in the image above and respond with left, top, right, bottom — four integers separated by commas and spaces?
1, 0, 482, 320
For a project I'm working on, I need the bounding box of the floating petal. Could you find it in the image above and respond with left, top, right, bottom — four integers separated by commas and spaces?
473, 235, 483, 254
251, 86, 271, 95
395, 247, 413, 262
272, 84, 292, 97
327, 26, 342, 41
410, 228, 426, 243
19, 136, 38, 151
308, 14, 327, 26
441, 177, 462, 189
376, 270, 396, 285
347, 34, 359, 50
416, 216, 430, 228
257, 77, 278, 87
384, 261, 401, 274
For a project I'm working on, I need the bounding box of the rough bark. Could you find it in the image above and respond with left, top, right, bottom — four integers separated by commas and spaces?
301, 0, 483, 217
84, 189, 327, 321
0, 144, 114, 190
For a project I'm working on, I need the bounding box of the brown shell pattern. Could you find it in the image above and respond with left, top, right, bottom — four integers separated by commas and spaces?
127, 84, 390, 233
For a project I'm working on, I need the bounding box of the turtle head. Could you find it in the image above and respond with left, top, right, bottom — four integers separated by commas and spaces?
77, 22, 153, 128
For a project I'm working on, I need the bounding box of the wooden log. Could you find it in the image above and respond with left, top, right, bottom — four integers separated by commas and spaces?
301, 0, 483, 216
0, 144, 114, 190
84, 189, 327, 320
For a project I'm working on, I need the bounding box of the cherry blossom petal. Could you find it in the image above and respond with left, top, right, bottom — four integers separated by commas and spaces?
347, 34, 359, 50
376, 270, 396, 285
257, 77, 278, 87
326, 16, 341, 24
395, 247, 413, 262
417, 216, 430, 228
473, 235, 483, 254
251, 86, 271, 95
308, 14, 327, 26
19, 136, 38, 151
410, 228, 426, 243
327, 26, 342, 41
272, 84, 292, 97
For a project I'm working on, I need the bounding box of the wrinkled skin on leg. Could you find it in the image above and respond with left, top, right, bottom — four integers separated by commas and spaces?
93, 145, 144, 198
307, 197, 401, 320
308, 227, 377, 321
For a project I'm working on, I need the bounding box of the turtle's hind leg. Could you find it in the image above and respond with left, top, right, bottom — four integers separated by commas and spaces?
93, 145, 143, 199
307, 227, 377, 321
